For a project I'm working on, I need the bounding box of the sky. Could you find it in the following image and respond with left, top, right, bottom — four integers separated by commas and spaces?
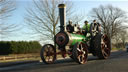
1, 0, 128, 41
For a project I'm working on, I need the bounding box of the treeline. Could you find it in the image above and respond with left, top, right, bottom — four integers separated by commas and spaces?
112, 42, 128, 49
0, 41, 42, 55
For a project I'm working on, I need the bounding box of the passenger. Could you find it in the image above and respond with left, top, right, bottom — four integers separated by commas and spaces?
93, 20, 97, 24
66, 20, 74, 33
92, 20, 101, 32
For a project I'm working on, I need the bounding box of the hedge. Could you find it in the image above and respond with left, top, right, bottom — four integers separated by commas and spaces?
0, 41, 42, 55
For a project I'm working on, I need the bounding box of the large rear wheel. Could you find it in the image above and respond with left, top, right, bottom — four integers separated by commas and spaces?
72, 42, 88, 64
40, 44, 56, 64
93, 33, 111, 59
100, 34, 111, 59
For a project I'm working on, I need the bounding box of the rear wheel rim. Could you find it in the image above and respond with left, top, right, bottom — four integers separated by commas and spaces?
101, 35, 111, 58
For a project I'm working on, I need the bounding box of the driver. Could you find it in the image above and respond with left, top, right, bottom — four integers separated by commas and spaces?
82, 20, 90, 36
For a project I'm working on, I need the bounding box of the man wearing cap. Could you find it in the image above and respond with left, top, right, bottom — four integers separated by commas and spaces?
82, 21, 91, 36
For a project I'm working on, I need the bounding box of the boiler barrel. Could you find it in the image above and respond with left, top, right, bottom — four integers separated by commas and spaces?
67, 33, 87, 46
55, 32, 88, 47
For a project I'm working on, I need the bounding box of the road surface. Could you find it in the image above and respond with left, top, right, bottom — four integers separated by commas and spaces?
0, 50, 128, 72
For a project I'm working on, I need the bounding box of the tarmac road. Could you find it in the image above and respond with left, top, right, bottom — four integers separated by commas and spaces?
0, 50, 128, 72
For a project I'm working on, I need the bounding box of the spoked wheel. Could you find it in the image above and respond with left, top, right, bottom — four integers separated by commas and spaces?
72, 42, 88, 64
92, 33, 111, 59
40, 44, 56, 64
100, 34, 111, 59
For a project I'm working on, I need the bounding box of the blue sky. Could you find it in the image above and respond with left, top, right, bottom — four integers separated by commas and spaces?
2, 0, 128, 41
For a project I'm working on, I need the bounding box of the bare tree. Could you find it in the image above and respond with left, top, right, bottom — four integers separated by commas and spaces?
89, 5, 128, 39
25, 0, 80, 43
0, 0, 16, 39
113, 29, 128, 48
120, 30, 128, 48
118, 30, 128, 48
67, 11, 85, 24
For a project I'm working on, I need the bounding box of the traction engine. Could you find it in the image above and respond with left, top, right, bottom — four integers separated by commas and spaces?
40, 4, 111, 64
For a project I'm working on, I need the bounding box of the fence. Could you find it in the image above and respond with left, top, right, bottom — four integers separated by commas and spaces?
0, 54, 40, 61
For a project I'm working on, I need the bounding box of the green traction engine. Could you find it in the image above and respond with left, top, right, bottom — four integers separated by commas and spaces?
40, 4, 111, 64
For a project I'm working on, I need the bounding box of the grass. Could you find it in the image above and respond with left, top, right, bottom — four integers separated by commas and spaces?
111, 47, 125, 51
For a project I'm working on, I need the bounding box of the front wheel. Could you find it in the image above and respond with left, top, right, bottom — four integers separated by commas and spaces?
40, 44, 56, 64
72, 42, 88, 64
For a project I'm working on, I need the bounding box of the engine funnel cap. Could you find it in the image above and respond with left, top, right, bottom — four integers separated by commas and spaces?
58, 4, 66, 8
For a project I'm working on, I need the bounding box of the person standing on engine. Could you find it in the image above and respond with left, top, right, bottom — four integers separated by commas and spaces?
92, 20, 101, 32
82, 21, 91, 35
66, 20, 74, 33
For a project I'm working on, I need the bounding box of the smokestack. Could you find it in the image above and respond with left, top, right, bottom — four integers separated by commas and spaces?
58, 4, 66, 32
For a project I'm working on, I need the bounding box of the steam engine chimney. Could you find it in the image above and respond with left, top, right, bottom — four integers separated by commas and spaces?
58, 4, 66, 32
